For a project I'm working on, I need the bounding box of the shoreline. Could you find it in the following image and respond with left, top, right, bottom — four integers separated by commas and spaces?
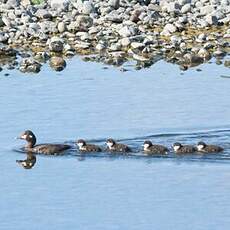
0, 0, 229, 72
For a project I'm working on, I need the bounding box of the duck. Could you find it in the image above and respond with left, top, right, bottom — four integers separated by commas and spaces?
143, 140, 168, 155
16, 152, 36, 169
17, 130, 71, 155
76, 139, 102, 152
172, 142, 196, 154
106, 138, 131, 153
196, 141, 224, 153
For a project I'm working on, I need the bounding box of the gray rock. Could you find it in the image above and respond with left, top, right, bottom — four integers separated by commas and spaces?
81, 1, 94, 14
109, 0, 120, 10
162, 23, 177, 35
0, 32, 9, 43
181, 3, 191, 13
49, 56, 66, 71
118, 25, 138, 37
224, 60, 230, 67
205, 15, 218, 25
2, 16, 11, 27
19, 58, 41, 73
35, 9, 52, 19
49, 0, 69, 10
0, 46, 17, 56
48, 37, 64, 52
57, 22, 66, 33
166, 2, 180, 13
74, 15, 93, 32
6, 0, 19, 7
183, 53, 204, 66
197, 48, 211, 59
178, 0, 191, 5
120, 37, 131, 47
200, 6, 215, 15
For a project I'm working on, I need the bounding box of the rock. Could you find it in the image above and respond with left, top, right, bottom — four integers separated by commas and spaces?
120, 37, 131, 47
96, 42, 106, 51
205, 15, 218, 25
0, 46, 17, 56
35, 9, 52, 19
0, 32, 9, 43
2, 16, 11, 27
200, 6, 215, 16
74, 15, 93, 32
224, 60, 230, 67
118, 25, 138, 37
161, 24, 177, 35
181, 3, 191, 13
57, 22, 66, 33
49, 56, 66, 71
6, 0, 19, 7
131, 42, 145, 49
81, 1, 94, 14
34, 52, 49, 62
109, 0, 120, 9
213, 49, 226, 57
133, 53, 149, 61
20, 0, 30, 7
178, 0, 191, 5
166, 2, 180, 13
49, 0, 69, 10
48, 37, 64, 53
197, 48, 211, 59
19, 58, 41, 73
183, 53, 204, 66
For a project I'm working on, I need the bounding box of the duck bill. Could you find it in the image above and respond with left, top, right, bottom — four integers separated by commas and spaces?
16, 134, 26, 140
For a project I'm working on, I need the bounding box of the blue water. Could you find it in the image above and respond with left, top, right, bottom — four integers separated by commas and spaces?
1, 57, 230, 229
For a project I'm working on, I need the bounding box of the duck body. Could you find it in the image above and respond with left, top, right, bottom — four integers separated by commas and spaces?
173, 142, 196, 154
25, 144, 71, 155
77, 139, 102, 152
106, 139, 131, 153
143, 141, 168, 155
18, 130, 71, 155
196, 142, 223, 153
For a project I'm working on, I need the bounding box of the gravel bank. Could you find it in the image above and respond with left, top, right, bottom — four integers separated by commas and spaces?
0, 0, 229, 72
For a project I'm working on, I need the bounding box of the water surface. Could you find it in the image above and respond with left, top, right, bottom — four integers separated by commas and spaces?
0, 58, 230, 229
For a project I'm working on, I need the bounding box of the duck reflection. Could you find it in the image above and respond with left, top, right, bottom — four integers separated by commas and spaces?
16, 152, 36, 169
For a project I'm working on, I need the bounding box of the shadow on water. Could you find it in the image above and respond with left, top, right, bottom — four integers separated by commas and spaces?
13, 128, 230, 167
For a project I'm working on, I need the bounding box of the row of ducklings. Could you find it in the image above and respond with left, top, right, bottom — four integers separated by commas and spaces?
18, 130, 224, 155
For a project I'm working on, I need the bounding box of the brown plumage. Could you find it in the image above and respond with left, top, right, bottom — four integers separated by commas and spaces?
196, 142, 223, 153
106, 138, 131, 153
17, 130, 71, 155
143, 140, 168, 155
77, 139, 102, 152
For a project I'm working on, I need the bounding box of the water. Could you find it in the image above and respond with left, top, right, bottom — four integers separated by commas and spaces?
0, 58, 230, 229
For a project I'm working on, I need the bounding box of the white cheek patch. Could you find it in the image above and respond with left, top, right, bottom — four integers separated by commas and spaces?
173, 146, 180, 151
197, 145, 204, 151
77, 143, 84, 149
29, 135, 33, 138
143, 144, 149, 151
107, 142, 113, 148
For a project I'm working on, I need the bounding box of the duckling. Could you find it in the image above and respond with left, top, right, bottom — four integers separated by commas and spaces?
77, 139, 102, 152
106, 138, 131, 153
143, 140, 168, 155
196, 141, 223, 153
17, 130, 71, 155
173, 142, 196, 154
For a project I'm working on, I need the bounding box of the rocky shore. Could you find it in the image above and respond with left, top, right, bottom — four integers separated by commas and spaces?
0, 0, 229, 73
